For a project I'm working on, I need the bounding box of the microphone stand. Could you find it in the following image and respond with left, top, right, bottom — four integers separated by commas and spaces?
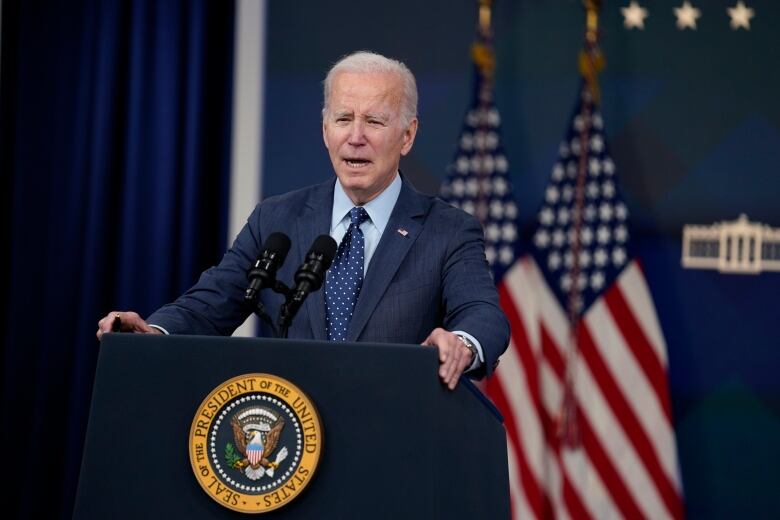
246, 281, 291, 339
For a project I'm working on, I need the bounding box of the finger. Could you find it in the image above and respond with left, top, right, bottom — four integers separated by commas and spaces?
439, 342, 460, 383
447, 353, 471, 390
421, 328, 443, 348
446, 341, 473, 389
96, 311, 119, 340
122, 312, 159, 334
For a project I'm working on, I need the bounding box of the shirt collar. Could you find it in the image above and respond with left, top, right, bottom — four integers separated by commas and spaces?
331, 172, 402, 235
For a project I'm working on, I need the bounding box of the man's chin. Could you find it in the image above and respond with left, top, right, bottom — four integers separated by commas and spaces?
336, 177, 379, 204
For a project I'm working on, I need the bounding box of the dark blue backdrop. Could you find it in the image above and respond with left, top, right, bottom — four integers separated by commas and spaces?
262, 1, 780, 518
2, 0, 779, 518
0, 1, 234, 517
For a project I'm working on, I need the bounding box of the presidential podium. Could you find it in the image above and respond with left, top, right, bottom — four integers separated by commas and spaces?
74, 334, 509, 518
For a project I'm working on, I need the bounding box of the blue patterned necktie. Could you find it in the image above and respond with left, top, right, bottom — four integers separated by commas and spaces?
325, 206, 370, 341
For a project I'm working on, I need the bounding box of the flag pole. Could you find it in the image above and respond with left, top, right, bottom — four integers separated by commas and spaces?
579, 0, 605, 104
467, 0, 496, 225
557, 0, 606, 448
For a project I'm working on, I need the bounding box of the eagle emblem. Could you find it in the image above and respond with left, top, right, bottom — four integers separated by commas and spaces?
228, 406, 288, 481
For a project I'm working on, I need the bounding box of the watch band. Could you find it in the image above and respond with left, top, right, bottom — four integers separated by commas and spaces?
456, 334, 478, 364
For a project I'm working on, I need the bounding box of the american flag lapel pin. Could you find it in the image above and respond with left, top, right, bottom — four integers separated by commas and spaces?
396, 228, 409, 237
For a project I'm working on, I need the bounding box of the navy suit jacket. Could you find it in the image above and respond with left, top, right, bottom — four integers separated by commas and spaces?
147, 177, 509, 377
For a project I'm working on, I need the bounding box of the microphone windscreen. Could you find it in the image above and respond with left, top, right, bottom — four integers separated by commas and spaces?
264, 232, 292, 260
309, 235, 337, 262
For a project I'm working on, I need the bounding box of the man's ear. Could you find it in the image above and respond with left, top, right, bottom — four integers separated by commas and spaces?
400, 118, 418, 156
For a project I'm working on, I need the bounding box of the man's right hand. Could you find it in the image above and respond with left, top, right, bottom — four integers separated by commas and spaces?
96, 311, 161, 340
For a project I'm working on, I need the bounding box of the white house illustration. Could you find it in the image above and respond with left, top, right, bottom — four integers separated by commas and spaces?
682, 214, 780, 274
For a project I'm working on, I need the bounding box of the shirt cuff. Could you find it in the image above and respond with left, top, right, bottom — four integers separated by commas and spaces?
149, 324, 170, 335
452, 330, 484, 372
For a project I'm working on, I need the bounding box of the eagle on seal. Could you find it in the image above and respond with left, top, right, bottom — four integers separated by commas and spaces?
231, 415, 288, 481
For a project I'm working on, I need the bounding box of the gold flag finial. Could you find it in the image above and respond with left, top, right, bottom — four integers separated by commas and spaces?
578, 0, 605, 104
472, 0, 495, 80
478, 0, 493, 35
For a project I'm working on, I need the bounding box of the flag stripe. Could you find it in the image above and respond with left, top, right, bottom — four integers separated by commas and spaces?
561, 448, 623, 520
505, 428, 537, 520
530, 258, 667, 518
541, 325, 566, 378
618, 261, 669, 367
498, 285, 555, 518
576, 404, 647, 519
578, 322, 684, 519
560, 458, 594, 520
574, 346, 671, 518
604, 278, 674, 421
508, 265, 625, 520
537, 309, 653, 518
531, 262, 636, 520
488, 361, 546, 520
501, 284, 595, 520
586, 301, 676, 488
587, 297, 681, 492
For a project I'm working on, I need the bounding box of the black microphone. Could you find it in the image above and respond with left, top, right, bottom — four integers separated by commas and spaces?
278, 235, 338, 333
245, 232, 292, 304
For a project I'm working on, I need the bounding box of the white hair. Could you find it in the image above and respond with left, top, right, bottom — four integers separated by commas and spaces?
322, 51, 418, 127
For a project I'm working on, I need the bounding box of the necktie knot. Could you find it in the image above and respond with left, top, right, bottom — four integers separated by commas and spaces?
349, 206, 369, 228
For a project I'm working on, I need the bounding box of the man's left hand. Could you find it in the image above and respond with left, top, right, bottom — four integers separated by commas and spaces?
422, 328, 474, 390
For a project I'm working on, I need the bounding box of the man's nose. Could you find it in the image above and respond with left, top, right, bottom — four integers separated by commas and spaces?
348, 119, 367, 145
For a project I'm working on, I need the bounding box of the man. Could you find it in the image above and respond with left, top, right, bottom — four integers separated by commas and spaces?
97, 51, 509, 389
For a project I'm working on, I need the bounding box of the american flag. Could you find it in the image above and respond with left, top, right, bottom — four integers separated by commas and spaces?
441, 77, 685, 519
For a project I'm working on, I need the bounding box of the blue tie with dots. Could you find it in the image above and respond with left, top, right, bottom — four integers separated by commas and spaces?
325, 207, 370, 341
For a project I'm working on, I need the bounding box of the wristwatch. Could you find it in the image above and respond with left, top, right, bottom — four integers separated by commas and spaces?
456, 334, 478, 364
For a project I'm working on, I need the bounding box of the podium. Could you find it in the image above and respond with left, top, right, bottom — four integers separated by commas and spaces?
74, 334, 509, 518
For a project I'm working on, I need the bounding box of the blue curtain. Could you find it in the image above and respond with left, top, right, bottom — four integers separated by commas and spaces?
0, 0, 235, 517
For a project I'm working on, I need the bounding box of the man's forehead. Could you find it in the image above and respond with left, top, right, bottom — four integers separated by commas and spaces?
331, 72, 402, 99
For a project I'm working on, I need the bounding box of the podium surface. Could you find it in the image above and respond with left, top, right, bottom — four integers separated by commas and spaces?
74, 334, 509, 518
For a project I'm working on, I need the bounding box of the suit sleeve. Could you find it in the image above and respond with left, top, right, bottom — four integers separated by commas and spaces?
146, 204, 264, 335
440, 212, 510, 378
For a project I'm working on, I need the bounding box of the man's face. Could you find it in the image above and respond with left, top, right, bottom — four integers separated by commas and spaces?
322, 71, 418, 205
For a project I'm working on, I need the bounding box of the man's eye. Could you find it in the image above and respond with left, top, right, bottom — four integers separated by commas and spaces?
367, 120, 384, 126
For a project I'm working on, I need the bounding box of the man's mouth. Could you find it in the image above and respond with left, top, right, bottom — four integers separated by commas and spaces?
344, 158, 372, 168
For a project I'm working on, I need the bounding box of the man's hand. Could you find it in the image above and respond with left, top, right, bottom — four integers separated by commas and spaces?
422, 328, 474, 390
96, 311, 161, 340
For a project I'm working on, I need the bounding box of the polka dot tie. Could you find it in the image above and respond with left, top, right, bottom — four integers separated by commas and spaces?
325, 207, 370, 341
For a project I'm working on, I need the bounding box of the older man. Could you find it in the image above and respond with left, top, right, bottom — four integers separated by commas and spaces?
97, 51, 509, 389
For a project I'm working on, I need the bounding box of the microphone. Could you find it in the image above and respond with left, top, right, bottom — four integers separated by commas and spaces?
278, 235, 338, 333
244, 232, 292, 304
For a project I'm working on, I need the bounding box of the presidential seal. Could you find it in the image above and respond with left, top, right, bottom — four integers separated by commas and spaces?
189, 374, 323, 513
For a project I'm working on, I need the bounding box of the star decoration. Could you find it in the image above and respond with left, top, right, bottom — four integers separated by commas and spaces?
621, 1, 649, 30
727, 1, 754, 30
674, 2, 702, 30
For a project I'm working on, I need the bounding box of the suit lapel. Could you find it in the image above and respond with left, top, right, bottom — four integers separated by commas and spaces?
297, 179, 335, 341
346, 181, 428, 342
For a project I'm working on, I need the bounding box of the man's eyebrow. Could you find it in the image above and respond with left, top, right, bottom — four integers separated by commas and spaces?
363, 112, 390, 121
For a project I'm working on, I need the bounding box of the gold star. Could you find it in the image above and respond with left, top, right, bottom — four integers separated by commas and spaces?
674, 1, 702, 30
621, 1, 649, 30
727, 1, 754, 30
